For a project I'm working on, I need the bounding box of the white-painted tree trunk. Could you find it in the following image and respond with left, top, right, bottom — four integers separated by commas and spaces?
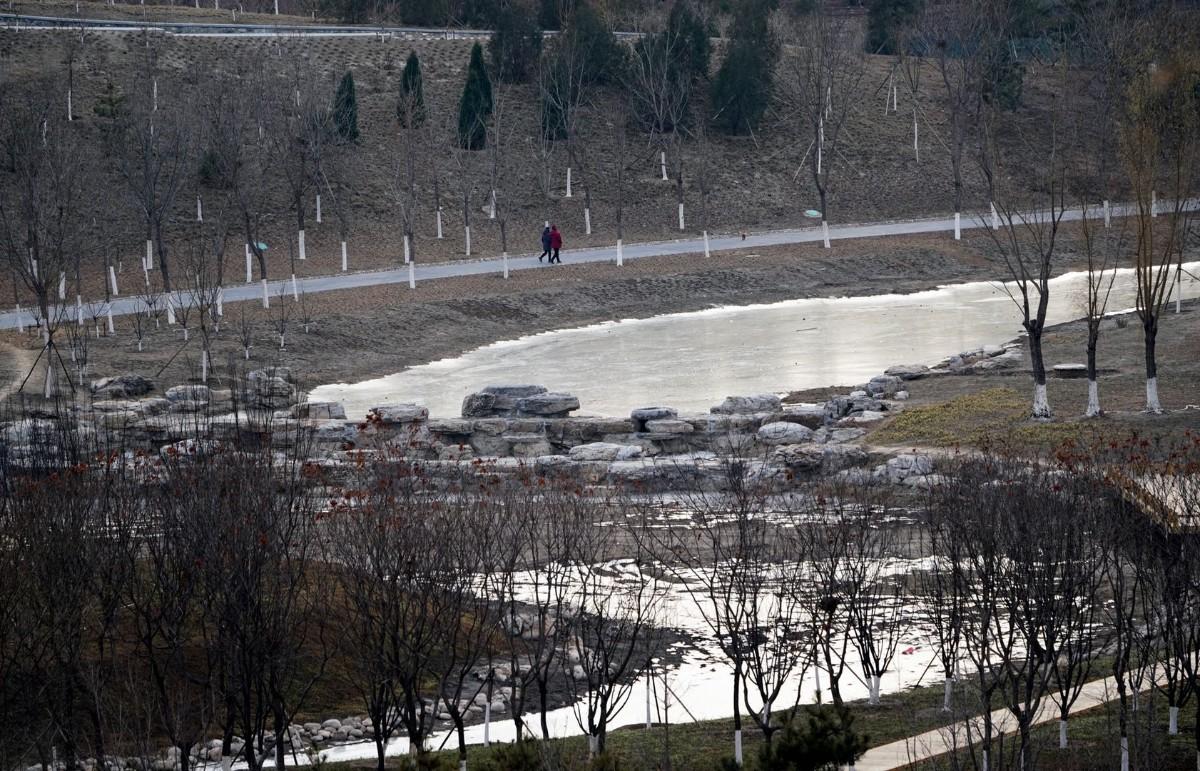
587, 735, 597, 758
77, 296, 83, 324
1151, 190, 1158, 218
565, 167, 573, 198
436, 209, 444, 239
30, 257, 37, 280
943, 677, 952, 712
982, 749, 989, 771
403, 234, 411, 264
315, 194, 322, 224
814, 664, 822, 704
67, 89, 73, 121
216, 287, 223, 316
1033, 383, 1051, 418
290, 274, 299, 301
146, 239, 154, 270
822, 221, 831, 249
166, 299, 176, 325
408, 261, 416, 289
1121, 737, 1129, 771
274, 0, 278, 13
58, 272, 66, 300
616, 238, 624, 267
502, 252, 509, 279
703, 231, 711, 258
15, 305, 23, 334
106, 309, 114, 335
201, 350, 209, 383
817, 118, 824, 175
1059, 719, 1068, 748
245, 245, 252, 283
893, 84, 898, 111
678, 203, 685, 231
44, 354, 53, 400
734, 730, 743, 766
196, 196, 203, 221
991, 202, 1000, 230
868, 675, 881, 705
341, 241, 348, 271
108, 266, 119, 296
1086, 379, 1101, 417
483, 702, 491, 746
645, 681, 653, 729
584, 207, 592, 235
1103, 199, 1111, 227
489, 190, 496, 219
954, 212, 961, 240
298, 229, 306, 261
142, 260, 150, 287
152, 78, 158, 111
1146, 377, 1162, 413
465, 226, 472, 256
1176, 267, 1183, 314
660, 152, 668, 181
1170, 706, 1180, 735
261, 279, 269, 309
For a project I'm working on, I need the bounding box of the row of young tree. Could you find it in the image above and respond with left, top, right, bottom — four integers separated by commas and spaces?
3, 403, 1200, 771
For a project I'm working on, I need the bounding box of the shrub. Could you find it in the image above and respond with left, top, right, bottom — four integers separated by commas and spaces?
458, 42, 494, 150
475, 739, 545, 771
332, 70, 360, 142
489, 4, 544, 83
399, 50, 427, 127
92, 80, 125, 120
758, 706, 869, 771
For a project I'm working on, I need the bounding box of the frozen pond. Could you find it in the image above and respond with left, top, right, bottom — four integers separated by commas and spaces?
312, 264, 1200, 419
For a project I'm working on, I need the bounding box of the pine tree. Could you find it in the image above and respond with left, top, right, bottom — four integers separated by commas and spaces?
399, 51, 427, 128
333, 70, 360, 142
865, 0, 923, 55
457, 42, 493, 151
667, 0, 711, 81
710, 0, 777, 135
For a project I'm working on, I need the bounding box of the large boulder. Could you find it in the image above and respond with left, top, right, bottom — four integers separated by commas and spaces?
766, 404, 826, 429
461, 391, 498, 418
462, 385, 550, 417
568, 442, 643, 462
515, 392, 580, 417
91, 374, 154, 399
884, 364, 930, 381
630, 406, 677, 431
292, 401, 347, 420
874, 453, 935, 483
757, 421, 815, 445
865, 375, 903, 398
370, 404, 429, 424
711, 394, 782, 415
165, 384, 211, 403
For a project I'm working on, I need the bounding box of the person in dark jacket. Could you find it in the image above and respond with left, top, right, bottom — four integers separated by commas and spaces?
549, 225, 563, 263
539, 226, 552, 262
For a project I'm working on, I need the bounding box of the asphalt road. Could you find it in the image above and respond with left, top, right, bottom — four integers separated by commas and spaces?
2, 201, 1181, 332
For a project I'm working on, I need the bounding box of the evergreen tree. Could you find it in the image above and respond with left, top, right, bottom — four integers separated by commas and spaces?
865, 0, 923, 55
489, 3, 544, 84
710, 0, 777, 135
567, 0, 626, 86
539, 0, 563, 30
333, 70, 360, 142
667, 0, 711, 81
983, 39, 1025, 111
758, 706, 870, 771
399, 51, 427, 128
457, 42, 493, 150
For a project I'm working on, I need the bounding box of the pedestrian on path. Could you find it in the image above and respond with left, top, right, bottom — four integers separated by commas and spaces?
549, 225, 563, 263
539, 226, 552, 262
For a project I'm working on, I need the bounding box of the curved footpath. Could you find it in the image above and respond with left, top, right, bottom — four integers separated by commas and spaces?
2, 202, 1183, 333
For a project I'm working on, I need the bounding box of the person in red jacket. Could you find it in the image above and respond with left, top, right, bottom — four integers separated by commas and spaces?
549, 225, 563, 264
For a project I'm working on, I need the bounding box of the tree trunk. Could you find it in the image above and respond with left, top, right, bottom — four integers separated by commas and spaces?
1144, 316, 1161, 412
1028, 326, 1051, 417
1086, 330, 1101, 416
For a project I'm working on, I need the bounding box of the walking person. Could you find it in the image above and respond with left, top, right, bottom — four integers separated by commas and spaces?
539, 225, 552, 262
549, 225, 563, 264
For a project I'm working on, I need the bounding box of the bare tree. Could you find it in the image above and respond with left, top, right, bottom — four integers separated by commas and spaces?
1078, 204, 1122, 416
1119, 18, 1199, 413
781, 7, 866, 248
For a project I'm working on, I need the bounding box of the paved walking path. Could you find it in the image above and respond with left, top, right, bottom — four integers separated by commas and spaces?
856, 673, 1128, 770
0, 202, 1176, 332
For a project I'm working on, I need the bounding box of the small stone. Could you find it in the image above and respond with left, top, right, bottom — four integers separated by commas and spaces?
165, 384, 211, 402
885, 364, 930, 381
1053, 363, 1088, 379
569, 442, 643, 461
515, 392, 581, 417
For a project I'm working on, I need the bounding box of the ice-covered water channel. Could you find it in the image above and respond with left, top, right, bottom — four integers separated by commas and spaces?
313, 264, 1200, 419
